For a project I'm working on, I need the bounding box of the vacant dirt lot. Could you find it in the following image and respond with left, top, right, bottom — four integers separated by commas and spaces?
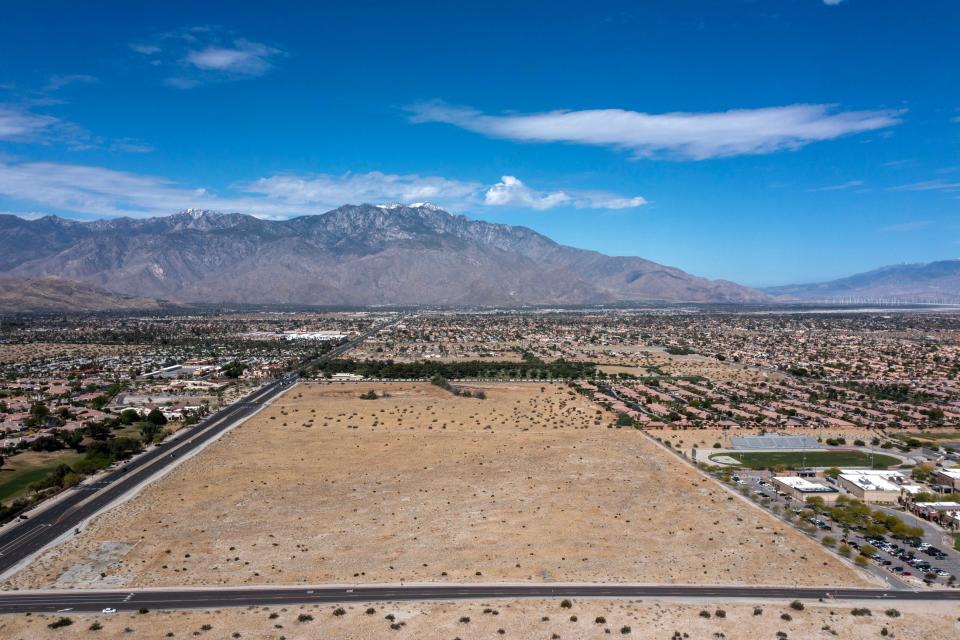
1, 599, 956, 639
0, 343, 147, 365
6, 382, 872, 589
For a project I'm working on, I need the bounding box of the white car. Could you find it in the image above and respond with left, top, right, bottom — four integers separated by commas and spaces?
101, 608, 117, 614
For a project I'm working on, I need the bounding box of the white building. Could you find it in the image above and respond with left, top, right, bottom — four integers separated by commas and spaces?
838, 470, 909, 503
773, 476, 840, 503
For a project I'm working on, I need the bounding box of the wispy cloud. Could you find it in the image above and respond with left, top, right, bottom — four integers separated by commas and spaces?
408, 102, 903, 160
185, 39, 280, 75
247, 172, 482, 208
806, 179, 863, 192
890, 179, 960, 193
0, 161, 648, 220
0, 103, 150, 153
879, 220, 931, 232
484, 175, 646, 210
132, 26, 285, 88
823, 0, 844, 6
0, 105, 59, 141
44, 74, 99, 92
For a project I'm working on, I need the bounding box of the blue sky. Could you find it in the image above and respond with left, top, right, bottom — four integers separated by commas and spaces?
0, 0, 957, 286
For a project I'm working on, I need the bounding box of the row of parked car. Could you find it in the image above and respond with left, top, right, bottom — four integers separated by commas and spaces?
852, 536, 953, 578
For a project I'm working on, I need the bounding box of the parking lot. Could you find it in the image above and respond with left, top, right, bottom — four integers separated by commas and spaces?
732, 472, 960, 589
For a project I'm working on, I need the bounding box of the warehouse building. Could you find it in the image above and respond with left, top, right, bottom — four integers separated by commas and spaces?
837, 470, 909, 504
772, 476, 840, 503
935, 468, 960, 492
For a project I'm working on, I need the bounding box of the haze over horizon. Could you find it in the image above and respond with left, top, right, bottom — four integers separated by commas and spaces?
0, 0, 958, 287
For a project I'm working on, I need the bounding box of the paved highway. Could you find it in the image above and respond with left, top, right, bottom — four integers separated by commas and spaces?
0, 316, 400, 579
0, 375, 294, 578
0, 583, 958, 614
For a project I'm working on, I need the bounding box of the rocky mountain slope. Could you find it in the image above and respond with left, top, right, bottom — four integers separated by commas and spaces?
0, 205, 768, 306
0, 277, 166, 313
765, 260, 960, 303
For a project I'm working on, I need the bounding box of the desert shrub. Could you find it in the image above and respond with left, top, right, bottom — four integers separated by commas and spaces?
884, 609, 900, 618
560, 599, 573, 609
297, 614, 314, 622
789, 601, 804, 611
851, 608, 871, 617
781, 613, 792, 621
595, 616, 607, 624
48, 617, 73, 629
333, 607, 346, 617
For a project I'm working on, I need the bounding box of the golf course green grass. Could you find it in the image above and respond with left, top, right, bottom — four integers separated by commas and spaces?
0, 451, 83, 504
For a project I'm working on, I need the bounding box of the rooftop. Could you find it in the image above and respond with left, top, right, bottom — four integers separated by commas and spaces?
772, 476, 838, 493
839, 470, 907, 492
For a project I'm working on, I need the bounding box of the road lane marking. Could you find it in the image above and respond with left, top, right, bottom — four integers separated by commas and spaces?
0, 524, 50, 555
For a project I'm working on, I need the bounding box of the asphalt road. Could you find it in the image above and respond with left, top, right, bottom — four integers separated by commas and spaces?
1, 583, 959, 614
0, 375, 295, 578
0, 314, 400, 578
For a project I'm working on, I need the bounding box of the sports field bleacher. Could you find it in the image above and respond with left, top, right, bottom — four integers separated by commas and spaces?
731, 433, 820, 450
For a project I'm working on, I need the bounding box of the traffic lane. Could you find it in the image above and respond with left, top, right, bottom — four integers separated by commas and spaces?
0, 379, 291, 570
2, 585, 960, 614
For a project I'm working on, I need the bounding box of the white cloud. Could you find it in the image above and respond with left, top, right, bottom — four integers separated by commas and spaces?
185, 39, 279, 75
44, 74, 99, 92
823, 0, 844, 5
0, 103, 149, 152
132, 27, 285, 88
0, 105, 59, 141
806, 179, 863, 192
0, 161, 648, 219
130, 43, 161, 55
890, 179, 960, 193
484, 176, 646, 210
879, 220, 930, 232
408, 102, 903, 160
247, 171, 481, 207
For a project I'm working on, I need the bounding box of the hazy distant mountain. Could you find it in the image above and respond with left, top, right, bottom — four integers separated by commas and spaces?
765, 260, 960, 302
0, 277, 166, 313
0, 205, 767, 306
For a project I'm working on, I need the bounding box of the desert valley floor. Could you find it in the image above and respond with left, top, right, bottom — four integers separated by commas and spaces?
5, 382, 874, 591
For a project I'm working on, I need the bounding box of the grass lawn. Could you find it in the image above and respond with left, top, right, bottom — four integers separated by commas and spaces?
709, 450, 901, 470
0, 450, 83, 504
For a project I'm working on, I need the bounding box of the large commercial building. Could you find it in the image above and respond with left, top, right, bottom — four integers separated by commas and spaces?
837, 470, 910, 504
772, 476, 840, 503
935, 469, 960, 492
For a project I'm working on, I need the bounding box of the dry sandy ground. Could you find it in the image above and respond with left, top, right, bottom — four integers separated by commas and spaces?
1, 599, 957, 639
570, 345, 780, 383
6, 382, 872, 590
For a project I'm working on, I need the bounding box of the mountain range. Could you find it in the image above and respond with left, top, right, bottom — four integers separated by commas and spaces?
0, 204, 767, 307
0, 277, 166, 313
764, 260, 960, 303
